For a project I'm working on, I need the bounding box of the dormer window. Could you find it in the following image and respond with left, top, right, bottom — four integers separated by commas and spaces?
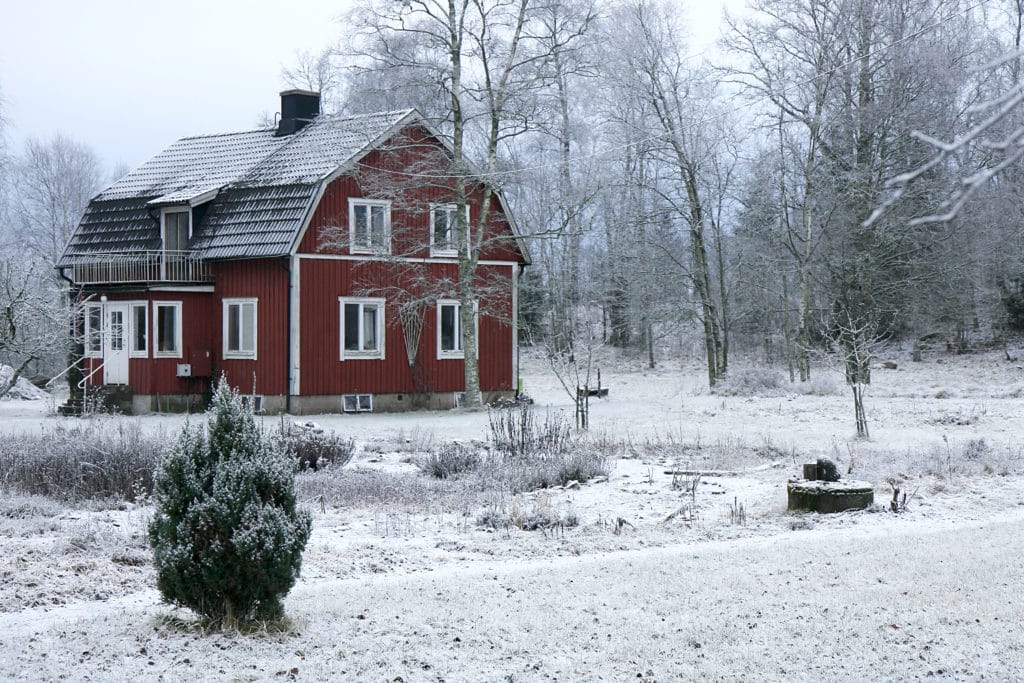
349, 199, 390, 254
163, 208, 190, 252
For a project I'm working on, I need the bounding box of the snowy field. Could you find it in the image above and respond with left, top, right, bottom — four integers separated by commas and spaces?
2, 346, 1024, 680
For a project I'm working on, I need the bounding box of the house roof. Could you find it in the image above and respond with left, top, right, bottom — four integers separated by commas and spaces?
59, 107, 531, 266
60, 110, 416, 264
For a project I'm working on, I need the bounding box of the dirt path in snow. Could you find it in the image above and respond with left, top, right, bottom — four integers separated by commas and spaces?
3, 507, 1024, 681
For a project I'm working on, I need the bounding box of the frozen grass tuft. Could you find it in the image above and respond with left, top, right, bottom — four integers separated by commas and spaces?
488, 403, 576, 458
273, 420, 356, 471
476, 493, 579, 531
416, 442, 483, 479
711, 368, 840, 397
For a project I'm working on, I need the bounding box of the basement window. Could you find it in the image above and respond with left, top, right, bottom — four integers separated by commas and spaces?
342, 394, 373, 412
240, 395, 264, 414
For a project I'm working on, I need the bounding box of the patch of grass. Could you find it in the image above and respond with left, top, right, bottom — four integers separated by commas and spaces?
0, 421, 164, 502
416, 442, 482, 479
295, 467, 483, 512
476, 494, 579, 531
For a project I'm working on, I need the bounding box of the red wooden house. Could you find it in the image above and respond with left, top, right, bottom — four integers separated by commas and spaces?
57, 91, 530, 414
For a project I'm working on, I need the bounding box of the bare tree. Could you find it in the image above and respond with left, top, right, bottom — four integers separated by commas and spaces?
11, 135, 104, 269
604, 0, 728, 386
344, 0, 591, 407
0, 260, 80, 396
281, 49, 343, 114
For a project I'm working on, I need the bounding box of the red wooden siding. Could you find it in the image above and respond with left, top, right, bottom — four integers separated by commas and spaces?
297, 125, 525, 264
81, 258, 289, 398
298, 258, 513, 396
213, 259, 289, 396
83, 290, 214, 396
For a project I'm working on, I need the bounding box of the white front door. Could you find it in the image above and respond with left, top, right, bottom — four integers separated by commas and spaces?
104, 303, 130, 385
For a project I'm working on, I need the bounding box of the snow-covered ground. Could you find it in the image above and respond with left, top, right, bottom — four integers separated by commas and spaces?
1, 347, 1024, 680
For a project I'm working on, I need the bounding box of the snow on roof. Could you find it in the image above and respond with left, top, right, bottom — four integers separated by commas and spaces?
62, 110, 418, 263
97, 129, 286, 201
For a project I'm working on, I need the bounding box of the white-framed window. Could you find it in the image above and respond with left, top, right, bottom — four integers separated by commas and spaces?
84, 303, 103, 358
436, 299, 478, 359
162, 208, 190, 252
348, 199, 391, 254
240, 395, 265, 414
130, 303, 148, 357
342, 394, 373, 412
430, 203, 470, 257
339, 297, 385, 360
223, 298, 257, 359
153, 301, 183, 358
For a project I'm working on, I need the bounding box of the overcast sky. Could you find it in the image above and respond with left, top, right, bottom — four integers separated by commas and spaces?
0, 0, 738, 174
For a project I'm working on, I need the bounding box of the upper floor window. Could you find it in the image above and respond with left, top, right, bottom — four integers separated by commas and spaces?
223, 298, 257, 359
349, 199, 390, 254
339, 297, 385, 360
163, 209, 190, 252
430, 203, 469, 257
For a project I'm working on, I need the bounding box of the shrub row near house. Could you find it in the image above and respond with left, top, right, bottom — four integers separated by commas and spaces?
0, 416, 355, 504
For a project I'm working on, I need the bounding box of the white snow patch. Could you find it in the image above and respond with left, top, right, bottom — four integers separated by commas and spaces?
0, 365, 49, 401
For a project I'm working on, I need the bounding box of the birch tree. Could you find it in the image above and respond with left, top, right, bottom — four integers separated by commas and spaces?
605, 0, 727, 386
345, 0, 591, 406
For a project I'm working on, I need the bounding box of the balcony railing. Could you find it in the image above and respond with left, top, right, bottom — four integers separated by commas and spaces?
67, 251, 213, 285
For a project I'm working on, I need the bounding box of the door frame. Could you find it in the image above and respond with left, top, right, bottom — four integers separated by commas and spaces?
103, 302, 130, 385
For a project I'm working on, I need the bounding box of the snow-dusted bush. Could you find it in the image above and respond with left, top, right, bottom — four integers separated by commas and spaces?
712, 368, 786, 396
0, 422, 162, 501
713, 367, 841, 397
274, 420, 355, 471
488, 403, 575, 458
417, 442, 482, 479
148, 378, 312, 625
476, 494, 579, 531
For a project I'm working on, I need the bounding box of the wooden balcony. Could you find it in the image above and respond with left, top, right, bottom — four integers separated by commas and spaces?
66, 251, 213, 285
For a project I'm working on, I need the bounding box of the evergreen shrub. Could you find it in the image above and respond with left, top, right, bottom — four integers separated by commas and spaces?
148, 377, 312, 624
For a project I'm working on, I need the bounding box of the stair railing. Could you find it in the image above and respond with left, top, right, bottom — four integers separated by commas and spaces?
76, 361, 105, 416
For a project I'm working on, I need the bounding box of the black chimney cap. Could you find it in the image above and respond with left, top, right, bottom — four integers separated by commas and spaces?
277, 90, 320, 136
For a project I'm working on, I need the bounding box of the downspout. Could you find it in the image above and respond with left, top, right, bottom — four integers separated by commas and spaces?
56, 267, 84, 399
516, 262, 526, 399
280, 256, 293, 414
